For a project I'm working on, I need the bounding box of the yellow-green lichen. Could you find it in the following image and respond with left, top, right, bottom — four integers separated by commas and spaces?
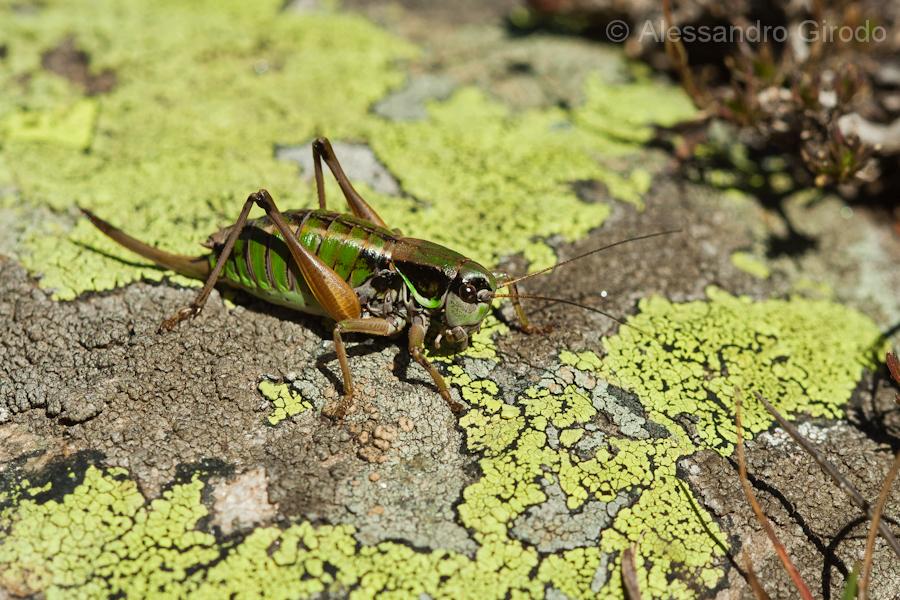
443, 360, 726, 597
0, 465, 217, 597
0, 366, 725, 598
2, 99, 98, 149
599, 286, 883, 452
573, 73, 696, 145
1, 287, 883, 598
1, 0, 416, 299
360, 87, 619, 268
259, 380, 312, 426
2, 0, 696, 299
730, 251, 771, 279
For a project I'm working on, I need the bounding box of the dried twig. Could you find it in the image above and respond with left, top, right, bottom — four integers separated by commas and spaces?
859, 450, 900, 600
741, 550, 771, 600
755, 392, 900, 558
735, 389, 814, 600
661, 0, 709, 108
621, 545, 642, 600
887, 352, 900, 404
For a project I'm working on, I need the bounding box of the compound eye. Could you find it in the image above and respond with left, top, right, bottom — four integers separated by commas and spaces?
460, 282, 478, 303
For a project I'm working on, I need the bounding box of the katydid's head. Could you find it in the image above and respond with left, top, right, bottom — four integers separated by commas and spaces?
430, 228, 683, 350
436, 262, 496, 349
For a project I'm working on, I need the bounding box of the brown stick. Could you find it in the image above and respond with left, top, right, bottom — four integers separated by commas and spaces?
755, 392, 900, 558
621, 545, 642, 600
735, 389, 813, 600
741, 551, 771, 600
886, 352, 900, 404
859, 450, 900, 600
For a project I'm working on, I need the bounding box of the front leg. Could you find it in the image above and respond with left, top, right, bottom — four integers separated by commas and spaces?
327, 317, 401, 419
408, 316, 463, 414
493, 272, 548, 335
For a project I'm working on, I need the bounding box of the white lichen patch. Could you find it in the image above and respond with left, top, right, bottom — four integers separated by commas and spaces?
210, 467, 278, 535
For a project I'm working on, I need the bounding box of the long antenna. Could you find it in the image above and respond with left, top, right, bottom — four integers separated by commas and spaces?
491, 292, 648, 335
498, 228, 682, 289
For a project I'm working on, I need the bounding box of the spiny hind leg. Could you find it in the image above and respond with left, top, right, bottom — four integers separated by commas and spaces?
327, 317, 401, 419
252, 189, 362, 324
158, 193, 257, 332
312, 137, 390, 229
409, 316, 463, 414
250, 190, 391, 420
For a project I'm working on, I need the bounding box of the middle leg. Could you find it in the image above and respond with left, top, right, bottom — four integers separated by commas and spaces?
493, 273, 546, 334
327, 317, 401, 419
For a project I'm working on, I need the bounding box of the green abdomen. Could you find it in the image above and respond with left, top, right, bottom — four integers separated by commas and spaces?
211, 210, 395, 314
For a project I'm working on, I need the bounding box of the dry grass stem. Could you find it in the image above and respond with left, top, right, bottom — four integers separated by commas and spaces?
735, 389, 814, 600
741, 550, 772, 600
621, 545, 642, 600
858, 450, 900, 600
755, 392, 900, 558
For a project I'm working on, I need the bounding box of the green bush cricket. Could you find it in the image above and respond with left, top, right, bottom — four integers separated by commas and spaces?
82, 137, 676, 418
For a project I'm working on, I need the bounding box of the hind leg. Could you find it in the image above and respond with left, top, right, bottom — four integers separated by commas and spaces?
158, 193, 257, 332
312, 137, 390, 229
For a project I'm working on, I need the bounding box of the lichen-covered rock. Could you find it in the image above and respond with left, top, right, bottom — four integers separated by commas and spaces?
1, 0, 898, 598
